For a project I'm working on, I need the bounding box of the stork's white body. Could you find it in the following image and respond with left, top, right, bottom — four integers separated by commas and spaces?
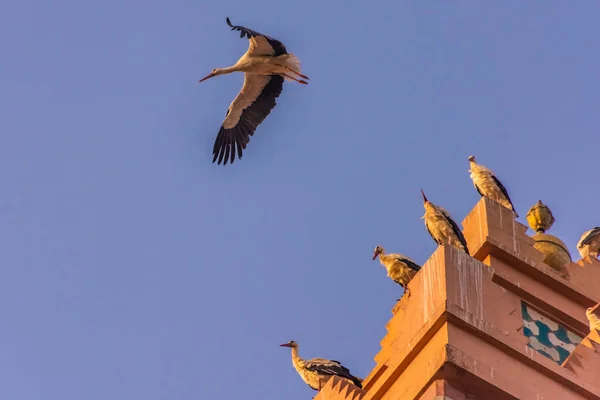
468, 157, 517, 216
280, 342, 363, 392
586, 305, 600, 331
421, 190, 470, 255
373, 247, 421, 291
577, 228, 600, 259
424, 206, 468, 252
229, 54, 302, 77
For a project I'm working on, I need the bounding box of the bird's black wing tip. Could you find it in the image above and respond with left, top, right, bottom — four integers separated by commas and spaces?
211, 150, 242, 166
226, 17, 233, 26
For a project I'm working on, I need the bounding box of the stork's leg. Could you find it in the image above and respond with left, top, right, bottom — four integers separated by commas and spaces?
282, 73, 308, 85
285, 66, 309, 80
276, 64, 309, 80
396, 285, 410, 302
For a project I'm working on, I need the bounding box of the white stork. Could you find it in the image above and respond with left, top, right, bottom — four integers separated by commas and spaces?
586, 303, 600, 331
372, 246, 422, 300
468, 155, 518, 216
198, 17, 308, 165
280, 341, 363, 393
421, 189, 470, 255
577, 227, 600, 259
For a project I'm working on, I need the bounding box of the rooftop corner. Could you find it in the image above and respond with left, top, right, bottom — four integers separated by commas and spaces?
316, 196, 600, 400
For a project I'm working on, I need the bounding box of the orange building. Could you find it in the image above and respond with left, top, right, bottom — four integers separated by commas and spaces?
315, 197, 600, 400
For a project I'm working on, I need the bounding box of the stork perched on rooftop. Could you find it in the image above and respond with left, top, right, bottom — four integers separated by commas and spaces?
421, 189, 469, 255
577, 227, 600, 260
372, 246, 421, 300
199, 17, 308, 165
280, 341, 363, 393
585, 303, 600, 331
468, 156, 518, 216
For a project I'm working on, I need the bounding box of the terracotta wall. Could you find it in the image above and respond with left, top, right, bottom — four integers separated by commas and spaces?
315, 197, 600, 400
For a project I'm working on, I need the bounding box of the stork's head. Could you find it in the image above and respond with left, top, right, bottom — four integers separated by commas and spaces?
198, 68, 225, 83
468, 155, 476, 163
280, 340, 298, 349
372, 246, 384, 260
587, 304, 600, 318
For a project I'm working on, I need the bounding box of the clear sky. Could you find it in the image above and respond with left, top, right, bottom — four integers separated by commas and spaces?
1, 1, 599, 399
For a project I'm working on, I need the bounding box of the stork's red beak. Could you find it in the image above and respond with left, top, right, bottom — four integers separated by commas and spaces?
198, 72, 215, 83
591, 303, 600, 312
420, 189, 428, 203
372, 250, 379, 260
280, 343, 292, 348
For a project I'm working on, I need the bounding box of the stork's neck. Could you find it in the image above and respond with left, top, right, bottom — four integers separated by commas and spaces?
379, 253, 391, 267
424, 202, 436, 214
291, 347, 304, 369
214, 66, 237, 76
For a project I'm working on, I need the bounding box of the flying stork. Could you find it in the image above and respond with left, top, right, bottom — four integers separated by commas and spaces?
198, 17, 308, 165
421, 189, 470, 255
372, 246, 422, 300
577, 227, 600, 260
280, 341, 363, 393
468, 155, 518, 216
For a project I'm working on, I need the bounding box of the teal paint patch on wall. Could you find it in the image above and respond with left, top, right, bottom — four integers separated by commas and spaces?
521, 302, 582, 365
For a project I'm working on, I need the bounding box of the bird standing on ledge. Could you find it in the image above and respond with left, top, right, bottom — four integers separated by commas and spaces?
372, 246, 422, 299
199, 18, 309, 165
421, 189, 470, 255
280, 341, 363, 393
586, 304, 600, 331
577, 227, 600, 260
468, 155, 518, 216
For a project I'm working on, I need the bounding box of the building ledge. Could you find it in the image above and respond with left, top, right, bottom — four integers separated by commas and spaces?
318, 197, 600, 399
314, 376, 366, 400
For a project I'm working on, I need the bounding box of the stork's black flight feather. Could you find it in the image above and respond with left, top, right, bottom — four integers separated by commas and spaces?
225, 17, 288, 56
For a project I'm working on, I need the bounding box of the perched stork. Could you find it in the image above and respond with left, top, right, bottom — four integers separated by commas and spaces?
280, 341, 363, 393
372, 246, 421, 300
468, 156, 518, 216
199, 17, 309, 165
585, 303, 600, 331
421, 189, 469, 255
577, 227, 600, 259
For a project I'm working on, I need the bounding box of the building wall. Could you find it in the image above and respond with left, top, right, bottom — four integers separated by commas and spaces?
315, 197, 600, 400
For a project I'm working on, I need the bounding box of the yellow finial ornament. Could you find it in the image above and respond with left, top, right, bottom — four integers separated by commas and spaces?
526, 200, 555, 233
526, 200, 571, 272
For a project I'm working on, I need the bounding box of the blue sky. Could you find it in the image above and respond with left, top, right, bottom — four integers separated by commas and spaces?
1, 1, 599, 399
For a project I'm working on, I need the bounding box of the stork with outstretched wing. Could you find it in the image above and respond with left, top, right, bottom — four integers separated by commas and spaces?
198, 18, 308, 165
